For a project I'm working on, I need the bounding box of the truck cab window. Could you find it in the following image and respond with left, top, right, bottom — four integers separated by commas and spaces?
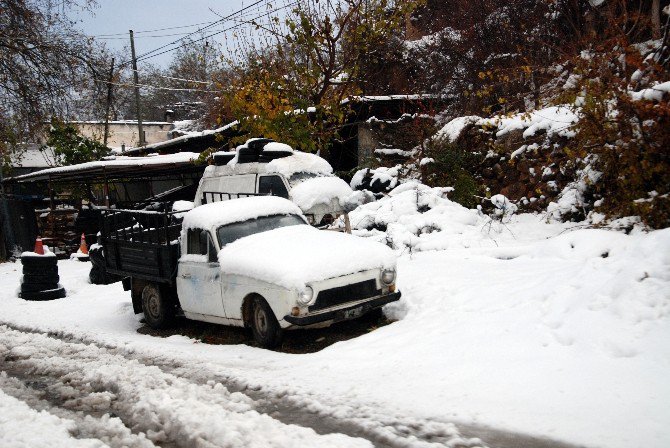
258, 175, 289, 199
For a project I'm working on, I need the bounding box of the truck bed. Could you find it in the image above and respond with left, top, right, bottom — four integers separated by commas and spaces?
100, 208, 182, 284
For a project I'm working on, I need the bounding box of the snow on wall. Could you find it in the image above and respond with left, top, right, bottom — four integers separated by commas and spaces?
479, 106, 579, 139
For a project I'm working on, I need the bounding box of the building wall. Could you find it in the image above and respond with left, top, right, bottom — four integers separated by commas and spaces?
75, 121, 175, 150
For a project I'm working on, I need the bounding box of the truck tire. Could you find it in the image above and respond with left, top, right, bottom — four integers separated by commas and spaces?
141, 283, 175, 329
22, 265, 58, 276
21, 282, 60, 293
22, 273, 60, 284
250, 296, 283, 349
21, 256, 57, 270
21, 286, 66, 301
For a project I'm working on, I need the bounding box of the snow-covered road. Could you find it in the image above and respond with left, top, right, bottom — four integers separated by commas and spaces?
0, 216, 668, 448
0, 324, 491, 448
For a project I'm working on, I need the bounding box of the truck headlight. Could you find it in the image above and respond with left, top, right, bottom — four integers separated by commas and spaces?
381, 268, 396, 285
298, 286, 314, 306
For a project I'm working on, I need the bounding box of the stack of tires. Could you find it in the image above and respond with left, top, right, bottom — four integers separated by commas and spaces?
20, 254, 66, 301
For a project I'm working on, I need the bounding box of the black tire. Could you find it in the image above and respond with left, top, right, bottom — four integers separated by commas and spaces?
250, 296, 283, 349
141, 283, 176, 329
21, 282, 60, 293
21, 256, 58, 269
22, 265, 58, 275
21, 286, 66, 301
88, 265, 106, 285
22, 273, 60, 284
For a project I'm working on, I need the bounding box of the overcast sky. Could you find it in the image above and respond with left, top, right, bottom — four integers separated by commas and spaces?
73, 1, 281, 67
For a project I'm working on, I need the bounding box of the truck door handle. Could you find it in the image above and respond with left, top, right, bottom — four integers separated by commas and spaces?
181, 273, 191, 279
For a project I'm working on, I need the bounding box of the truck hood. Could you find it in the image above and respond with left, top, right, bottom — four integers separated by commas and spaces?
218, 225, 396, 290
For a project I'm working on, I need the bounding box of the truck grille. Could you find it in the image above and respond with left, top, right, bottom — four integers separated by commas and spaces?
309, 279, 380, 311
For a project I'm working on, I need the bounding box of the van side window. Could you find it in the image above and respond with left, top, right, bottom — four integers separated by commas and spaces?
187, 229, 206, 255
258, 175, 289, 199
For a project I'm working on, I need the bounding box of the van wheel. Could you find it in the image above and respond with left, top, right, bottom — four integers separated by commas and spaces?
141, 283, 175, 329
250, 296, 283, 349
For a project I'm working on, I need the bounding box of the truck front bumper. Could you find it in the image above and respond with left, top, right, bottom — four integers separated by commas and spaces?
283, 291, 401, 326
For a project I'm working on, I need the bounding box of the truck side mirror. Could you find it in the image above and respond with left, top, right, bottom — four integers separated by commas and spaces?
199, 230, 208, 255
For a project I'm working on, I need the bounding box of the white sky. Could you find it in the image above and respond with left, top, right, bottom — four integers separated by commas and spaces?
72, 1, 285, 67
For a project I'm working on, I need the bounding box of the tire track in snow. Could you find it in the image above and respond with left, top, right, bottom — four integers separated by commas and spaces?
1, 323, 574, 448
0, 325, 370, 448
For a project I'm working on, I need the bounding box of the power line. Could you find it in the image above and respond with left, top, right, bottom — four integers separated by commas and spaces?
119, 0, 268, 67
132, 2, 298, 65
92, 20, 223, 37
94, 78, 218, 93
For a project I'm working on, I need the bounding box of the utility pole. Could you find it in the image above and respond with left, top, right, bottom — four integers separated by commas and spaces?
129, 30, 145, 147
103, 57, 115, 147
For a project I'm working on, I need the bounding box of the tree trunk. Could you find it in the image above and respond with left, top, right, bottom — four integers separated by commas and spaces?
652, 0, 661, 39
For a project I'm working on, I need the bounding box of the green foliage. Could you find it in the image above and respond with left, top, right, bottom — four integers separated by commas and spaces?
41, 120, 110, 166
424, 139, 484, 209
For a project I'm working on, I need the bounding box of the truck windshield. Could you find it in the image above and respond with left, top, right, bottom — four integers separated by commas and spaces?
216, 214, 306, 247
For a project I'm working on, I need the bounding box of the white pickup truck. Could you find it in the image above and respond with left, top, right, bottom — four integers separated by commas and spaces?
102, 196, 401, 348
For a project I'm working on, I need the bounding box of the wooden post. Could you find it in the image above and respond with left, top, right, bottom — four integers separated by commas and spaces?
103, 57, 115, 147
129, 30, 145, 148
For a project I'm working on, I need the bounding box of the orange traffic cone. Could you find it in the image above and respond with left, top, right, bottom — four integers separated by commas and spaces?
79, 233, 88, 255
34, 236, 44, 255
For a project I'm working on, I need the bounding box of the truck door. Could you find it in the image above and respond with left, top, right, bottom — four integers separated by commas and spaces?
177, 228, 226, 318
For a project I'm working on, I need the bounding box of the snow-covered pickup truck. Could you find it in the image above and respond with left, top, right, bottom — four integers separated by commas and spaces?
101, 196, 400, 348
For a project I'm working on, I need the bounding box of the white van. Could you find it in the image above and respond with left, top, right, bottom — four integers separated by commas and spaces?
194, 140, 354, 226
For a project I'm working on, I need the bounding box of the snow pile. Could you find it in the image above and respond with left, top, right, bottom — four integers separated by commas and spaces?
629, 80, 670, 102
265, 152, 333, 177
289, 176, 352, 210
547, 159, 602, 220
434, 115, 481, 142
171, 200, 194, 218
490, 194, 518, 221
344, 182, 484, 252
218, 225, 396, 290
479, 105, 579, 139
350, 165, 401, 191
182, 197, 302, 231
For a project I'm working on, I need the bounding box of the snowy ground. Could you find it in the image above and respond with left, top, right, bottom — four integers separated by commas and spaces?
0, 212, 668, 448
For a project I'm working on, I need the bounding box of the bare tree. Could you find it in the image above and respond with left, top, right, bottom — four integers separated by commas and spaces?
0, 0, 103, 157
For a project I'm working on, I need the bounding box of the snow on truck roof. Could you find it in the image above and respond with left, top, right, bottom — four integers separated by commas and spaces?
182, 196, 303, 231
206, 149, 333, 178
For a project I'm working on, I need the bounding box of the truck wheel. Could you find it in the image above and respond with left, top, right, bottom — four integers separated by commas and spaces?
141, 283, 175, 329
250, 296, 283, 349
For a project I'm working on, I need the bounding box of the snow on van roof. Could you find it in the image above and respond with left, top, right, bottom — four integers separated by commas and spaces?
205, 150, 334, 178
265, 151, 332, 177
182, 196, 303, 231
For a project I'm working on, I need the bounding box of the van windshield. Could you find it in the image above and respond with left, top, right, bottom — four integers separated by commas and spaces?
216, 214, 306, 247
288, 172, 329, 186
